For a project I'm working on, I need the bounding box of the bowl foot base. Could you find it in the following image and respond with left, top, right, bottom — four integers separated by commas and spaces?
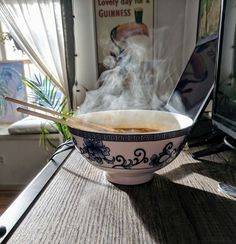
106, 172, 154, 185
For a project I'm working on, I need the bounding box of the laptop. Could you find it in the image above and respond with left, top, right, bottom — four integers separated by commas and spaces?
165, 34, 218, 123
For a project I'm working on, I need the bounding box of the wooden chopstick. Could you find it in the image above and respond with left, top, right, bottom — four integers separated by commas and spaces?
16, 107, 118, 133
17, 107, 76, 128
7, 97, 118, 132
6, 96, 117, 132
5, 96, 71, 119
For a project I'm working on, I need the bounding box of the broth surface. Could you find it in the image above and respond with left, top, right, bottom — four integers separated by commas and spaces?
113, 127, 160, 133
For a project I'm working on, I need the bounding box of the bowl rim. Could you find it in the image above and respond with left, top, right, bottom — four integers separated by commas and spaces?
70, 110, 193, 142
69, 126, 191, 141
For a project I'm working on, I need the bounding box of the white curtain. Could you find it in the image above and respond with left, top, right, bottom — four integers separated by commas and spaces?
0, 0, 69, 97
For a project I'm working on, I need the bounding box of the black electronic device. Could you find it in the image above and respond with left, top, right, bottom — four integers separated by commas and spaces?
212, 0, 236, 142
193, 0, 236, 198
165, 34, 218, 123
192, 0, 236, 159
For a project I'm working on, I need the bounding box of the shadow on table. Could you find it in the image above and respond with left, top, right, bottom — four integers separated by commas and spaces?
116, 174, 236, 244
162, 157, 236, 187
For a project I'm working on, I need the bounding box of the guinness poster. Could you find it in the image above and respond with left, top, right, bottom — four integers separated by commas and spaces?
94, 0, 154, 76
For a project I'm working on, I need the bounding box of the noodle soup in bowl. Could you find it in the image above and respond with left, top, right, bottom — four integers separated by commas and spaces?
69, 110, 193, 185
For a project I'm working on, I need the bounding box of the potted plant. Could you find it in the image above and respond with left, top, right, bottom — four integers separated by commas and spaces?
23, 75, 72, 149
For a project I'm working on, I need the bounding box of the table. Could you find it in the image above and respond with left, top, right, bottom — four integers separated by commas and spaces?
1, 143, 236, 243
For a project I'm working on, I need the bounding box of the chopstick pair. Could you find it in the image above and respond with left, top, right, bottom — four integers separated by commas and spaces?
5, 97, 116, 132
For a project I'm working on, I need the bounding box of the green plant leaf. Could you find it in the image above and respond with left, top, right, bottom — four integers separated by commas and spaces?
23, 75, 72, 147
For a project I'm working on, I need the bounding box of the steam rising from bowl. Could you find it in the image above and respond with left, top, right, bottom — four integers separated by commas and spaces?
78, 26, 185, 115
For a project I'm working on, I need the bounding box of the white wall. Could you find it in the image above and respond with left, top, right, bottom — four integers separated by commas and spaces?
73, 0, 98, 107
153, 0, 198, 98
0, 133, 59, 187
182, 0, 199, 66
72, 0, 199, 105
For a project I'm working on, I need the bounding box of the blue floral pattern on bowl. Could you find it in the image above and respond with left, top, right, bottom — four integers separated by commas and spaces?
77, 138, 185, 169
79, 138, 115, 164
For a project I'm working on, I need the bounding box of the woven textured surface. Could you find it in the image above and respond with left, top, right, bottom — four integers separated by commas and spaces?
7, 148, 236, 244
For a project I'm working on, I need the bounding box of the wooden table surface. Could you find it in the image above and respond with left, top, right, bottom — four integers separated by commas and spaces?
5, 147, 236, 244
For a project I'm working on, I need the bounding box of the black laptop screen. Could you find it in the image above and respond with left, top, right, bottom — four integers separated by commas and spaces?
166, 35, 218, 122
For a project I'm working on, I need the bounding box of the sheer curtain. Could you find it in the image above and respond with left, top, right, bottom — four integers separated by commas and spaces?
0, 0, 69, 98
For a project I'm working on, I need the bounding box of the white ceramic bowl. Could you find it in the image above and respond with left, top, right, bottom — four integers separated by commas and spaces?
69, 110, 193, 185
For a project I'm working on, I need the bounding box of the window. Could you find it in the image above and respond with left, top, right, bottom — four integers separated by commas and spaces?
0, 22, 53, 126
